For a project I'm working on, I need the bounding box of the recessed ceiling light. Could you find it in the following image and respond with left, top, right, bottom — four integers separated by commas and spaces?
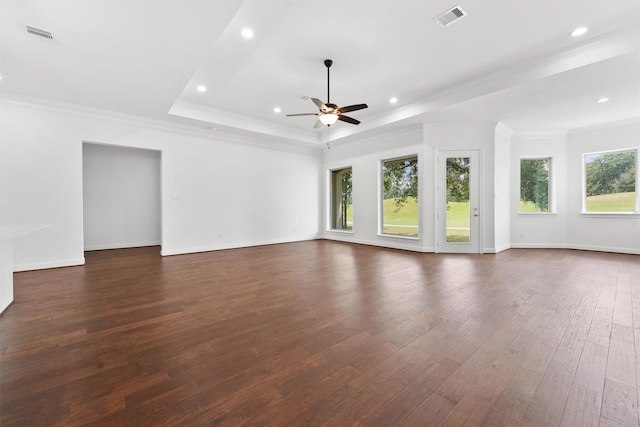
241, 28, 254, 39
596, 97, 610, 103
570, 27, 588, 37
197, 85, 207, 93
273, 107, 281, 113
390, 97, 398, 104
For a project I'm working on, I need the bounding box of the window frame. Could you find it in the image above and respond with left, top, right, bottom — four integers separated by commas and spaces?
328, 166, 353, 233
519, 156, 554, 215
581, 147, 639, 216
379, 154, 419, 239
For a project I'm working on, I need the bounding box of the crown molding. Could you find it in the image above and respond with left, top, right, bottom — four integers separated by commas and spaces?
495, 122, 515, 138
0, 93, 323, 156
512, 130, 569, 141
2, 25, 636, 148
568, 116, 640, 134
323, 124, 423, 155
326, 24, 640, 143
168, 99, 320, 145
423, 121, 499, 132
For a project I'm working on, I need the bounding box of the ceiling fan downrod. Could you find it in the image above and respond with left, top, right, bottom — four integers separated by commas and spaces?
325, 59, 333, 104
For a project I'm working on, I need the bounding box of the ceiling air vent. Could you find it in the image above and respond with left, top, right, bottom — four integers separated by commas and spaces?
26, 26, 53, 40
434, 6, 467, 27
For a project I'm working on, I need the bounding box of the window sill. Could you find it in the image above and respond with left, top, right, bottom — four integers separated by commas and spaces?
327, 229, 354, 234
518, 212, 558, 217
378, 233, 420, 241
580, 212, 640, 219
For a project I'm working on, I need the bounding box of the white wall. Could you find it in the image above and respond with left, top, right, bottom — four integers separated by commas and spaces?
2, 97, 635, 272
323, 126, 425, 251
325, 119, 638, 256
494, 123, 512, 253
567, 120, 640, 254
509, 121, 639, 255
323, 122, 503, 253
0, 99, 322, 270
0, 240, 12, 313
83, 143, 161, 250
424, 122, 499, 253
1, 102, 85, 270
510, 131, 569, 249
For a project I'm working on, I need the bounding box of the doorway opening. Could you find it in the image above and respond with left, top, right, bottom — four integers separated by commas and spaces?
82, 143, 162, 252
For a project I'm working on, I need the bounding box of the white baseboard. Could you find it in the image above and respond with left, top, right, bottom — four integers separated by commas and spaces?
510, 243, 568, 249
84, 241, 160, 251
511, 242, 638, 255
483, 244, 512, 254
567, 244, 639, 255
322, 233, 434, 253
14, 257, 85, 272
12, 240, 637, 272
160, 235, 320, 256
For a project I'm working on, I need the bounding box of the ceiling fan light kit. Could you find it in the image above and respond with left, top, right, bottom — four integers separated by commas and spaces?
287, 59, 368, 128
319, 113, 339, 126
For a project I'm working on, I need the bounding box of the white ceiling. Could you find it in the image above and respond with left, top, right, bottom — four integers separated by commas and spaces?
421, 51, 640, 131
1, 0, 639, 144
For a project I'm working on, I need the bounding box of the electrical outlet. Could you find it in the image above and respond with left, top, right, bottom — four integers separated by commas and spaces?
520, 232, 525, 238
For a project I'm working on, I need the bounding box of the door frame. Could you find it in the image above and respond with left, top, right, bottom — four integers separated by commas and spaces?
435, 148, 483, 254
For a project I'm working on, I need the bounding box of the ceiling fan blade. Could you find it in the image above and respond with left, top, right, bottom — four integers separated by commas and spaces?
337, 104, 368, 114
311, 98, 327, 111
338, 115, 361, 125
286, 113, 318, 117
314, 119, 325, 128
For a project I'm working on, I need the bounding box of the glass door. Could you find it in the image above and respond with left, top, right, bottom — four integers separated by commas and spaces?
437, 150, 480, 253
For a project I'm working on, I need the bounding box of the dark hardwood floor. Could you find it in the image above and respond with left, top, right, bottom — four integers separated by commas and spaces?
1, 241, 638, 426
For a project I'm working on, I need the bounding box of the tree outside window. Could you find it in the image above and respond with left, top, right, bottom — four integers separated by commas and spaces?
520, 158, 550, 212
382, 157, 418, 237
446, 157, 471, 242
584, 149, 637, 213
330, 167, 352, 230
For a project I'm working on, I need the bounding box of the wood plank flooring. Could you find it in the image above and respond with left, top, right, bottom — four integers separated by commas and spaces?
1, 241, 638, 426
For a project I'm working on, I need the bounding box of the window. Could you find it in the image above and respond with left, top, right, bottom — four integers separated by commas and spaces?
520, 158, 551, 212
446, 156, 471, 242
330, 167, 352, 230
382, 156, 418, 237
584, 149, 637, 213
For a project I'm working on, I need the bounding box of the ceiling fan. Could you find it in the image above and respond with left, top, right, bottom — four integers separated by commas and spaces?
287, 59, 368, 128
